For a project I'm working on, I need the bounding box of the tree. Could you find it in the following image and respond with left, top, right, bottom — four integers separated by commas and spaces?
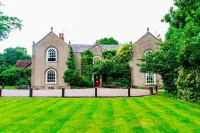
0, 66, 20, 85
0, 10, 22, 41
98, 37, 119, 45
138, 0, 200, 102
3, 47, 31, 66
0, 53, 5, 73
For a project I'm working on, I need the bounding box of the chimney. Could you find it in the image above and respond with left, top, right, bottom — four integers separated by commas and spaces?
59, 33, 64, 41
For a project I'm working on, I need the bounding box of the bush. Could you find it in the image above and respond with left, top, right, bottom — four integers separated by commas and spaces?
0, 66, 20, 85
102, 50, 117, 60
177, 68, 200, 103
64, 69, 80, 86
16, 77, 30, 89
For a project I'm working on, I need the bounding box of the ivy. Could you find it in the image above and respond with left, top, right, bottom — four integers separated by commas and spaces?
67, 46, 76, 69
93, 43, 133, 88
102, 50, 116, 60
81, 50, 93, 76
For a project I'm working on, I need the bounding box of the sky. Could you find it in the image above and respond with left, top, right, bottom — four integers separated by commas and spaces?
0, 0, 174, 55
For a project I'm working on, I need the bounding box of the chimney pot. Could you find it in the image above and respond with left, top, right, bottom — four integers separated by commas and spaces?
59, 33, 64, 41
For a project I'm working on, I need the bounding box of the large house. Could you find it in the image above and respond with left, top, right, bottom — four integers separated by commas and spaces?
31, 28, 163, 89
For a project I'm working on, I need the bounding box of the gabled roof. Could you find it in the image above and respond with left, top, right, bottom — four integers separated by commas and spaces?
16, 60, 32, 69
135, 31, 161, 44
70, 44, 119, 52
34, 31, 68, 46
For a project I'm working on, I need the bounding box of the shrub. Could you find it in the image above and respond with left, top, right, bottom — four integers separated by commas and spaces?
16, 77, 30, 89
0, 66, 20, 85
64, 69, 80, 86
177, 68, 200, 103
102, 50, 117, 60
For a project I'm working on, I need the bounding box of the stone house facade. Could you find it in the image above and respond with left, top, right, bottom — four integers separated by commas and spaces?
31, 28, 163, 89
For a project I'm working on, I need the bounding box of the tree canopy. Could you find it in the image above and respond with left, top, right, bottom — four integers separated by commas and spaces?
138, 0, 200, 103
98, 37, 119, 45
0, 10, 22, 41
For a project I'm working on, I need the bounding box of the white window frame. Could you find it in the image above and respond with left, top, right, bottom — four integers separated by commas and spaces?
93, 56, 102, 64
46, 69, 57, 84
146, 73, 156, 85
46, 47, 57, 62
144, 50, 156, 85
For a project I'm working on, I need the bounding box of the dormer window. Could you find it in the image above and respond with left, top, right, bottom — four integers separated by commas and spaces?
46, 48, 57, 62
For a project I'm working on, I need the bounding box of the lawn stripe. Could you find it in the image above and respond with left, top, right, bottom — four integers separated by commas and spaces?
155, 95, 200, 112
28, 99, 74, 133
0, 99, 59, 132
0, 98, 36, 114
57, 99, 98, 133
139, 97, 198, 133
49, 99, 85, 133
0, 98, 33, 109
148, 97, 200, 132
99, 98, 115, 133
114, 98, 146, 133
0, 98, 20, 108
151, 96, 200, 119
128, 98, 178, 133
86, 98, 115, 133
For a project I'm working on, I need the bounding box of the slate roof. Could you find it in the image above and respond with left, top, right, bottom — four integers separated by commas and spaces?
16, 60, 32, 69
70, 44, 120, 52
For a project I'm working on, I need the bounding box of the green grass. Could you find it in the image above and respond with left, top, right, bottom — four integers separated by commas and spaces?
3, 86, 16, 89
0, 95, 199, 133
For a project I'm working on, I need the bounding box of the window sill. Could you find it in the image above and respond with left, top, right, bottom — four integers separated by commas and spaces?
46, 83, 57, 85
46, 61, 58, 63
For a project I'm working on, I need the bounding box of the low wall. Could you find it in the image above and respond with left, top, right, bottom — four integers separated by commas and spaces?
0, 88, 157, 98
1, 89, 29, 97
98, 89, 128, 97
33, 90, 62, 97
65, 89, 95, 97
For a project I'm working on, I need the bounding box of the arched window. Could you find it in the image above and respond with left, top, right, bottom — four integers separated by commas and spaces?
144, 50, 152, 56
46, 48, 57, 62
144, 50, 156, 84
46, 69, 57, 84
93, 56, 101, 64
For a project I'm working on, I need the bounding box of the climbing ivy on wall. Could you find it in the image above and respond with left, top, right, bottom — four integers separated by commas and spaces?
102, 50, 117, 60
81, 50, 94, 76
67, 46, 76, 69
93, 43, 134, 88
64, 48, 93, 88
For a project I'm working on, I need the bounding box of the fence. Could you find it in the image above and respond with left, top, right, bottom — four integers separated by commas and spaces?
0, 88, 158, 98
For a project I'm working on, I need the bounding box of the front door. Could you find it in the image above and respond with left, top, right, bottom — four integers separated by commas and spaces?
95, 75, 100, 87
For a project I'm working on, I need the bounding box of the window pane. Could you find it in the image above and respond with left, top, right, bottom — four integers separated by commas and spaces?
47, 70, 56, 83
146, 72, 155, 84
48, 48, 56, 61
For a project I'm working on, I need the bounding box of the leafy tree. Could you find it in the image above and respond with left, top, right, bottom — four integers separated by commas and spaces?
67, 46, 76, 69
0, 9, 22, 41
93, 43, 133, 88
0, 66, 20, 85
98, 37, 119, 45
0, 53, 5, 73
81, 50, 93, 76
102, 50, 117, 60
64, 47, 93, 87
138, 0, 200, 102
3, 47, 31, 66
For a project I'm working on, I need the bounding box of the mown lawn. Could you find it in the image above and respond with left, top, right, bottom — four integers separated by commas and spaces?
3, 86, 16, 89
0, 94, 199, 133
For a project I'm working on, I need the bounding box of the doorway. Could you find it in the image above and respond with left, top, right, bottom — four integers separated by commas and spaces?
94, 75, 101, 87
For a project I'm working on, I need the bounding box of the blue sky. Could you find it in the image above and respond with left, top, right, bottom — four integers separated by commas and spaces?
0, 0, 174, 54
